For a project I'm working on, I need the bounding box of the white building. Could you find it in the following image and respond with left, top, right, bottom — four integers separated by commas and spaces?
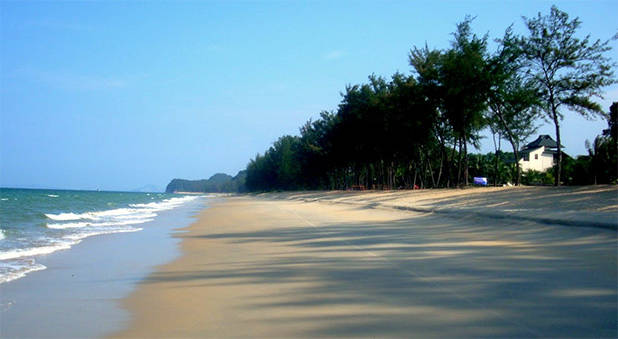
518, 135, 564, 172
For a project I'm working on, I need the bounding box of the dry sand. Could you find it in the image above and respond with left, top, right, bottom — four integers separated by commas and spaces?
112, 186, 617, 338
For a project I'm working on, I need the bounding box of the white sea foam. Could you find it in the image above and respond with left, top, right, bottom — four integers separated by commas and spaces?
45, 212, 84, 221
0, 242, 73, 260
47, 194, 59, 198
46, 207, 162, 222
1, 194, 202, 284
46, 221, 91, 229
63, 227, 142, 241
0, 198, 8, 201
92, 208, 157, 219
0, 226, 144, 263
45, 197, 199, 227
129, 196, 199, 210
129, 202, 160, 209
47, 218, 154, 229
0, 229, 5, 240
0, 262, 46, 284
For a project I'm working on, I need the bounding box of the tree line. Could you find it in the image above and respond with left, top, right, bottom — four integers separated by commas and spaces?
166, 172, 247, 193
245, 6, 616, 192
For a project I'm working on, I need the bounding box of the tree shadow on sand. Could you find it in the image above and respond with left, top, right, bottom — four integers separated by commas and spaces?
143, 208, 617, 337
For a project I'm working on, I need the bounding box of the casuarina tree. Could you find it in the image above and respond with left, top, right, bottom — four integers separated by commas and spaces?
439, 17, 491, 186
519, 6, 616, 185
487, 27, 540, 186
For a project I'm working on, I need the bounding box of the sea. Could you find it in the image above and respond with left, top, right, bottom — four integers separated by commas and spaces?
0, 187, 201, 284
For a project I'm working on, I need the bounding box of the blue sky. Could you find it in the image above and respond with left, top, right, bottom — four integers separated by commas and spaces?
1, 1, 616, 191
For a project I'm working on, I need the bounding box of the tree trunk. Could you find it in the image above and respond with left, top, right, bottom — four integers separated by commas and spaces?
391, 161, 396, 189
426, 153, 436, 188
495, 112, 521, 186
418, 169, 425, 188
552, 111, 562, 186
448, 143, 457, 188
463, 136, 469, 186
513, 147, 521, 186
492, 131, 499, 186
391, 162, 395, 189
436, 131, 447, 188
494, 151, 499, 187
389, 163, 393, 189
436, 154, 444, 188
456, 138, 463, 186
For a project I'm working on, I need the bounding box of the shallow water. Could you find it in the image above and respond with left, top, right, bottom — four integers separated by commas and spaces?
0, 188, 200, 283
0, 193, 207, 338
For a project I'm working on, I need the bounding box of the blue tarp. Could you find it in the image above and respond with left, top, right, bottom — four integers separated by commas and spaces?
473, 177, 488, 186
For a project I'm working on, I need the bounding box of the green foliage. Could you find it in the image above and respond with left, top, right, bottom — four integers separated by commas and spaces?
518, 5, 616, 185
605, 102, 618, 141
486, 26, 541, 185
165, 171, 246, 193
521, 169, 554, 186
413, 17, 492, 186
575, 102, 618, 184
560, 156, 591, 185
556, 103, 618, 185
245, 135, 304, 191
241, 8, 615, 192
466, 151, 517, 186
441, 18, 490, 143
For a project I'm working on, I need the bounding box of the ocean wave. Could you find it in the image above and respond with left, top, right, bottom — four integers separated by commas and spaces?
0, 242, 73, 261
62, 227, 142, 241
2, 194, 202, 284
45, 212, 84, 221
0, 262, 46, 284
47, 218, 154, 229
93, 208, 157, 219
46, 221, 91, 229
0, 229, 136, 283
0, 229, 5, 240
47, 194, 59, 198
45, 209, 150, 221
129, 195, 200, 210
0, 227, 143, 261
9, 197, 201, 260
44, 199, 196, 222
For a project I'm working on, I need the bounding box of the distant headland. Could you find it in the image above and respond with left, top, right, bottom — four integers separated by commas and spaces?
165, 171, 246, 193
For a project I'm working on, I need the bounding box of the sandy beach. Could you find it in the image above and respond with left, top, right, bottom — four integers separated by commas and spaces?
112, 186, 617, 338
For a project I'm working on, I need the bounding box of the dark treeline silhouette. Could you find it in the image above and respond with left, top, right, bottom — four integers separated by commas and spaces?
245, 7, 615, 192
166, 171, 247, 193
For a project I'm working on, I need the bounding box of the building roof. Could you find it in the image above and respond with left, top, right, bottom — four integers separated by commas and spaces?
518, 147, 570, 159
522, 135, 562, 150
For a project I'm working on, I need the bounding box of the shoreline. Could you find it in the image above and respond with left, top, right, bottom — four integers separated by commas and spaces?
0, 197, 206, 339
113, 186, 617, 338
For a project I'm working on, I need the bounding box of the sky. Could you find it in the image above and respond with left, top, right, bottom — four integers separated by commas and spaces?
1, 1, 616, 191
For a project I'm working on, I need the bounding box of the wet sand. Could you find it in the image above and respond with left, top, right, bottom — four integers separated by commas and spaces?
112, 186, 617, 338
0, 197, 205, 339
